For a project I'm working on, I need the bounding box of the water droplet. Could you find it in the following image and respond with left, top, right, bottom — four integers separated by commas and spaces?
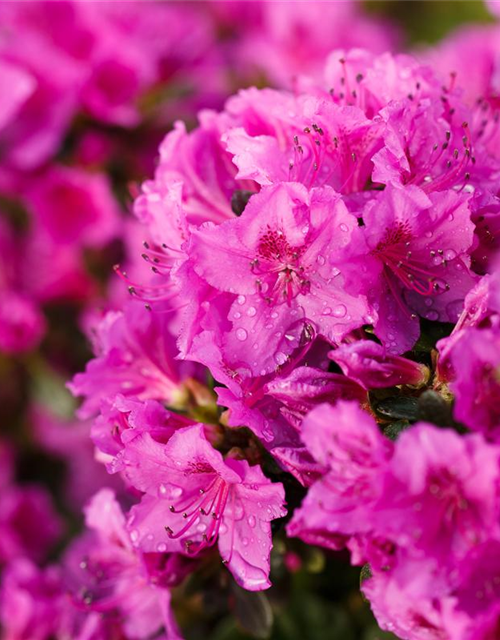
339, 223, 349, 232
159, 484, 167, 496
171, 486, 183, 498
424, 297, 433, 307
233, 311, 241, 319
236, 328, 248, 341
157, 542, 167, 552
316, 255, 326, 265
237, 295, 246, 305
425, 231, 433, 238
322, 307, 332, 315
271, 311, 279, 319
333, 304, 347, 318
444, 249, 457, 261
130, 530, 139, 543
248, 515, 256, 528
219, 523, 228, 535
426, 310, 439, 321
242, 537, 249, 546
247, 306, 257, 317
331, 267, 341, 277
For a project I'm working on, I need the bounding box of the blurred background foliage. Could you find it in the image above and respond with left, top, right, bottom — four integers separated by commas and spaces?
368, 0, 492, 44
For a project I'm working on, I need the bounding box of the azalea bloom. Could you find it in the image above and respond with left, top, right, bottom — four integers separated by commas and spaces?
187, 182, 373, 375
122, 424, 286, 591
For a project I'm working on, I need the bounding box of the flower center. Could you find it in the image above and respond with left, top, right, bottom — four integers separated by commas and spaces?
374, 224, 450, 296
250, 228, 310, 305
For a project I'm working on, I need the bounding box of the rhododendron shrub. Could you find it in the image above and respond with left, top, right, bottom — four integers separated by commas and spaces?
3, 2, 500, 640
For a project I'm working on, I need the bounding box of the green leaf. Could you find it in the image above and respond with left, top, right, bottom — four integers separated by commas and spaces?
231, 190, 254, 217
373, 396, 419, 421
417, 390, 453, 427
383, 420, 410, 441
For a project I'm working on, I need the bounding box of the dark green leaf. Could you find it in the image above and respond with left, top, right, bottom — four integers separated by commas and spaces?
417, 390, 453, 427
373, 396, 419, 421
383, 420, 410, 441
231, 190, 254, 216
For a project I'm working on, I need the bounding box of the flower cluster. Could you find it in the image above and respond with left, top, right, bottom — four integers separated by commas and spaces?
2, 2, 500, 640
62, 41, 500, 639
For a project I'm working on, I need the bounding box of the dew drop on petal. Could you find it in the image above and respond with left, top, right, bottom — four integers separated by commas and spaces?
157, 543, 167, 552
333, 304, 347, 318
247, 306, 257, 317
247, 515, 256, 528
237, 295, 246, 305
236, 328, 248, 341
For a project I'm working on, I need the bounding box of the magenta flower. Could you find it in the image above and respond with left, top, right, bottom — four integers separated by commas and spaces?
355, 184, 477, 353
329, 339, 430, 389
92, 394, 193, 473
377, 424, 500, 567
287, 401, 393, 547
122, 424, 286, 591
443, 541, 500, 640
436, 272, 500, 381
69, 302, 195, 418
64, 488, 183, 640
448, 327, 500, 439
0, 290, 45, 355
188, 182, 373, 376
26, 165, 120, 249
0, 559, 66, 640
0, 483, 63, 566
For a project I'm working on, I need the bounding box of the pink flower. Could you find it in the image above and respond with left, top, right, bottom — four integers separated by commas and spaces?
122, 424, 286, 591
329, 339, 430, 390
92, 394, 193, 473
64, 488, 184, 640
0, 290, 45, 355
0, 559, 66, 640
0, 483, 63, 565
69, 301, 196, 419
287, 401, 393, 548
448, 326, 500, 439
375, 424, 500, 570
436, 271, 500, 381
187, 182, 373, 376
354, 185, 477, 353
32, 406, 122, 510
226, 1, 399, 88
26, 165, 120, 249
0, 60, 35, 132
